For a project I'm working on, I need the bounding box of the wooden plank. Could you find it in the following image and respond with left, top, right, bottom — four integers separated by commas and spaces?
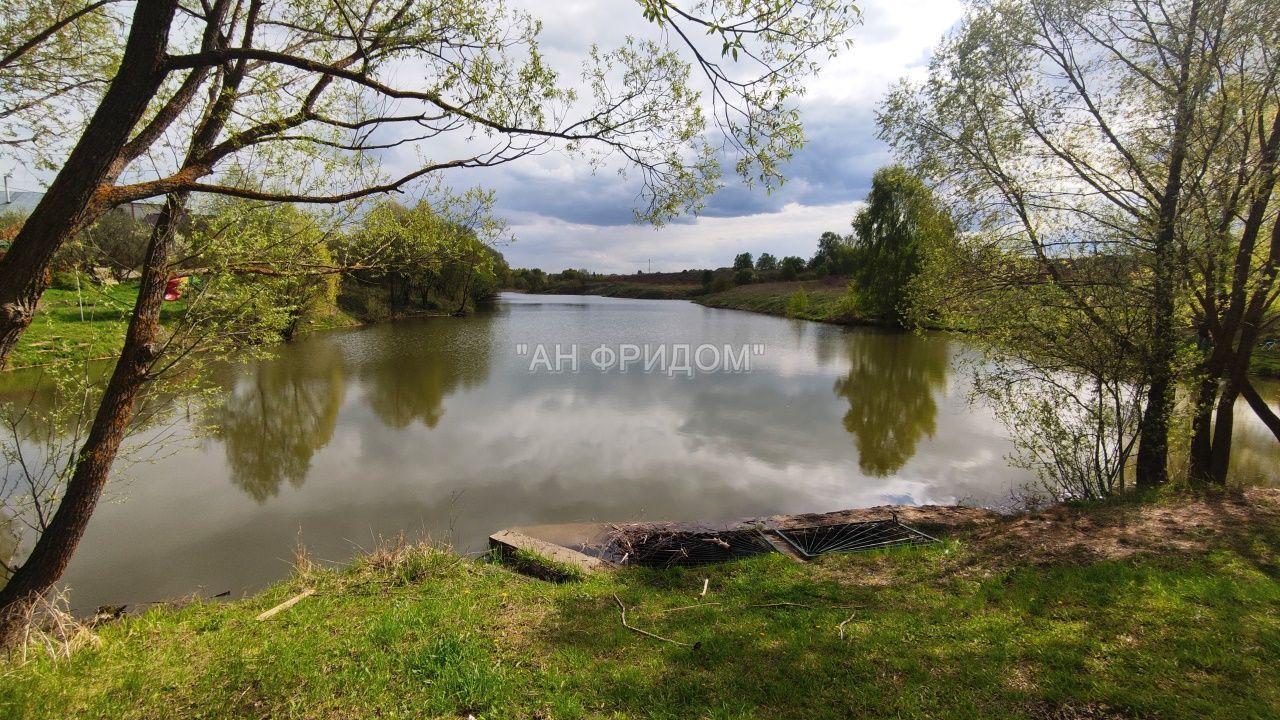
760, 529, 807, 562
255, 589, 314, 621
489, 530, 612, 574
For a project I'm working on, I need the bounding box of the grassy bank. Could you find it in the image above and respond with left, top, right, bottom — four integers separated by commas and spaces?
695, 279, 864, 324
8, 281, 360, 370
4, 493, 1278, 719
533, 278, 1280, 377
533, 275, 871, 324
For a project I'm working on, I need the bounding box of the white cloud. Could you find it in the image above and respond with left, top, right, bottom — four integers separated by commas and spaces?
483, 0, 966, 271
504, 200, 865, 273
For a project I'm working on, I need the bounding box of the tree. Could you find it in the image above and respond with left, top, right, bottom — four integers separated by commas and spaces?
0, 0, 859, 368
880, 0, 1240, 489
850, 166, 954, 324
0, 0, 121, 157
1176, 4, 1280, 484
755, 252, 778, 273
78, 212, 154, 281
733, 252, 754, 271
0, 0, 859, 648
810, 230, 857, 275
779, 255, 806, 280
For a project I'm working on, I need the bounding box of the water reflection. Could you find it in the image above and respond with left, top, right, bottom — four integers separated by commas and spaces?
209, 339, 347, 503
833, 332, 949, 476
0, 295, 1271, 610
352, 316, 493, 429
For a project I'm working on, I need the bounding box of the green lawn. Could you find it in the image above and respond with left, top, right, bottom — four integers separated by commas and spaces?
8, 280, 358, 370
4, 497, 1278, 719
9, 281, 149, 369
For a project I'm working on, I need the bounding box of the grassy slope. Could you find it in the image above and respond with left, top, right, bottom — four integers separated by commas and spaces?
4, 498, 1279, 719
696, 280, 860, 324
9, 281, 359, 370
540, 279, 1280, 376
10, 282, 151, 369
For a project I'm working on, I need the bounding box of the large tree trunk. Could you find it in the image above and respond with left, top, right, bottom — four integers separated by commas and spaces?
1187, 372, 1220, 485
0, 194, 182, 652
1135, 0, 1206, 490
0, 0, 178, 368
1135, 358, 1174, 489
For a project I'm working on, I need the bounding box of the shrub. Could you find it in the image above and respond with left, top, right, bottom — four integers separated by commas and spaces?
785, 288, 809, 317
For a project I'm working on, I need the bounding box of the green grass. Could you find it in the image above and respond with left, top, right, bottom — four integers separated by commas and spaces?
8, 280, 359, 370
1251, 347, 1280, 379
9, 282, 155, 369
504, 548, 588, 584
697, 280, 866, 324
4, 519, 1278, 719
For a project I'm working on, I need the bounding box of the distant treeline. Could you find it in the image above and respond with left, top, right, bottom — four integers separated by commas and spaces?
510, 165, 953, 327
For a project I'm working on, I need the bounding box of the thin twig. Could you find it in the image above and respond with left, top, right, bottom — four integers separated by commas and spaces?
653, 602, 723, 615
838, 611, 858, 640
613, 594, 692, 647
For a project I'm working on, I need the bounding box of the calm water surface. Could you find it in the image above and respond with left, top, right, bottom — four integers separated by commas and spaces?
5, 294, 1278, 609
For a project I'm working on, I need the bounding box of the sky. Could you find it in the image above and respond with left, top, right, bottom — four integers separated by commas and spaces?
462, 0, 966, 274
2, 0, 965, 275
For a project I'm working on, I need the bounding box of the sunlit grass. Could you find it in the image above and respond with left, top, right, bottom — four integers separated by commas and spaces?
3, 529, 1277, 719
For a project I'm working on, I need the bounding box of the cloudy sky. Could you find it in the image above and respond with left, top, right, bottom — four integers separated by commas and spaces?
455, 0, 966, 274
3, 0, 965, 274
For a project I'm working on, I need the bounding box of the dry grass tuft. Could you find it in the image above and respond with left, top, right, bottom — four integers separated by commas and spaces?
9, 588, 100, 666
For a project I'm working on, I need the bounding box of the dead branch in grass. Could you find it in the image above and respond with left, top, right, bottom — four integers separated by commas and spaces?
612, 594, 692, 647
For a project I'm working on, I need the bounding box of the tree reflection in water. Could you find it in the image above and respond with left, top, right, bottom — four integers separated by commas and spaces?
354, 317, 493, 430
833, 331, 950, 476
209, 340, 346, 503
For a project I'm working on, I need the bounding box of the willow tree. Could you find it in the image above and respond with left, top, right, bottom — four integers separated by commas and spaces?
849, 165, 955, 324
0, 0, 859, 365
0, 0, 121, 156
881, 0, 1238, 489
0, 0, 859, 648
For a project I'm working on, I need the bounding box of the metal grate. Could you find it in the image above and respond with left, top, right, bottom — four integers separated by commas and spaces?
609, 528, 778, 568
772, 519, 937, 559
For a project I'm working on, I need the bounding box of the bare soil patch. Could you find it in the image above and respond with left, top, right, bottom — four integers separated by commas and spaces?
965, 488, 1280, 567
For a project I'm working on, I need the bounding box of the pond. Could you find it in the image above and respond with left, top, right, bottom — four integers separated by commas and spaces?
4, 293, 1278, 610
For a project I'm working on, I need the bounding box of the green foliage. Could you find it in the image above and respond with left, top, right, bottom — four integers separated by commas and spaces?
0, 210, 25, 248
733, 267, 756, 285
709, 271, 735, 293
755, 252, 778, 273
0, 0, 120, 165
508, 268, 547, 292
76, 211, 153, 281
732, 252, 754, 271
778, 255, 806, 280
785, 287, 809, 318
503, 548, 586, 584
188, 198, 339, 344
977, 364, 1142, 502
338, 195, 507, 319
809, 231, 858, 275
850, 166, 955, 325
